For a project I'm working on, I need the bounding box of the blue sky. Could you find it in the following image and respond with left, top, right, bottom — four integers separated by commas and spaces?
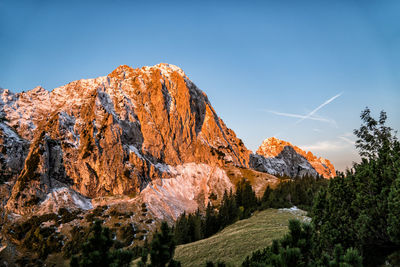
1, 0, 399, 171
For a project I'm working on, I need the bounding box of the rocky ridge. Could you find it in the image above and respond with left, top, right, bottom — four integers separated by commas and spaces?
253, 137, 336, 178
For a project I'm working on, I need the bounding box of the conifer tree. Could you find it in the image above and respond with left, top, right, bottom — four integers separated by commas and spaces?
174, 212, 189, 245
149, 222, 178, 267
204, 202, 218, 238
388, 175, 400, 243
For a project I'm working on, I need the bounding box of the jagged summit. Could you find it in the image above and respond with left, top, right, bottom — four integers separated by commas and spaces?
257, 137, 292, 158
256, 137, 336, 178
108, 63, 187, 80
108, 64, 134, 76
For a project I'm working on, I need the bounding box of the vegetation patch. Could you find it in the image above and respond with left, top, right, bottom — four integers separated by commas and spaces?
174, 209, 304, 266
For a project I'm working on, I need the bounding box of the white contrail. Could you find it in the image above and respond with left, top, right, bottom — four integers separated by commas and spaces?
267, 110, 331, 122
295, 93, 342, 124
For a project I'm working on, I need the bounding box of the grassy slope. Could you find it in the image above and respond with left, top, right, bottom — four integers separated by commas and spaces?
173, 208, 308, 267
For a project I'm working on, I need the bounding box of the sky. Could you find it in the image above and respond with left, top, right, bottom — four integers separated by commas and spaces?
1, 0, 399, 171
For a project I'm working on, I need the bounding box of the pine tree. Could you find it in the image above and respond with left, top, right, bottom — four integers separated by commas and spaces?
261, 185, 272, 208
388, 175, 400, 243
204, 202, 218, 238
150, 222, 178, 267
187, 213, 202, 242
174, 212, 189, 244
235, 178, 257, 219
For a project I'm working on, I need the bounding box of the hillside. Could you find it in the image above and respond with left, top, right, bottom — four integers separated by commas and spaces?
173, 208, 309, 266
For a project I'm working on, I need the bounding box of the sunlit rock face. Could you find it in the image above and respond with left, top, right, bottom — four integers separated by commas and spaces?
251, 137, 336, 178
1, 64, 251, 215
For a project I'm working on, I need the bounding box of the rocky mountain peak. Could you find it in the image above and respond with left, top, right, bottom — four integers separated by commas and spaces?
256, 137, 336, 178
257, 137, 292, 157
2, 63, 251, 215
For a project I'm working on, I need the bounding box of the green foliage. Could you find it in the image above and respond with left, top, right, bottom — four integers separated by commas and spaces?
8, 213, 58, 240
311, 108, 400, 265
353, 108, 397, 159
242, 220, 362, 267
261, 175, 327, 211
23, 225, 63, 259
58, 207, 80, 223
218, 189, 239, 228
147, 221, 179, 267
243, 108, 398, 266
235, 178, 258, 219
174, 212, 189, 244
63, 226, 91, 258
388, 174, 400, 243
7, 211, 83, 259
70, 220, 133, 267
174, 209, 307, 265
173, 183, 249, 246
118, 223, 137, 246
204, 202, 218, 238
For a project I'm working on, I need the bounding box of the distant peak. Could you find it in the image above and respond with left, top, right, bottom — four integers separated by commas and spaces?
256, 137, 336, 178
258, 137, 293, 157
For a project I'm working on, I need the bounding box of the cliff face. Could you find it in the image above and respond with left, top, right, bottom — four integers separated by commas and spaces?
1, 64, 251, 215
253, 137, 336, 178
0, 121, 29, 184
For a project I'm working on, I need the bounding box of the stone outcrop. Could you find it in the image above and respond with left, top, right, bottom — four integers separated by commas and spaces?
253, 137, 336, 178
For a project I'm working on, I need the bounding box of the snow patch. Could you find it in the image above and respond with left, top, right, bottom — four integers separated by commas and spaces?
40, 187, 93, 212
0, 122, 21, 141
154, 163, 171, 173
128, 145, 144, 160
278, 206, 310, 222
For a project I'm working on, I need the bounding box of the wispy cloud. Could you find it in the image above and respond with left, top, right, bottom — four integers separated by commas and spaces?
295, 93, 342, 124
300, 132, 355, 152
300, 140, 347, 152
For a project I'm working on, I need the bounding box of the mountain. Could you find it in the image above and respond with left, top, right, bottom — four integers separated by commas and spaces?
0, 63, 262, 218
0, 64, 341, 265
250, 137, 336, 178
0, 64, 337, 221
